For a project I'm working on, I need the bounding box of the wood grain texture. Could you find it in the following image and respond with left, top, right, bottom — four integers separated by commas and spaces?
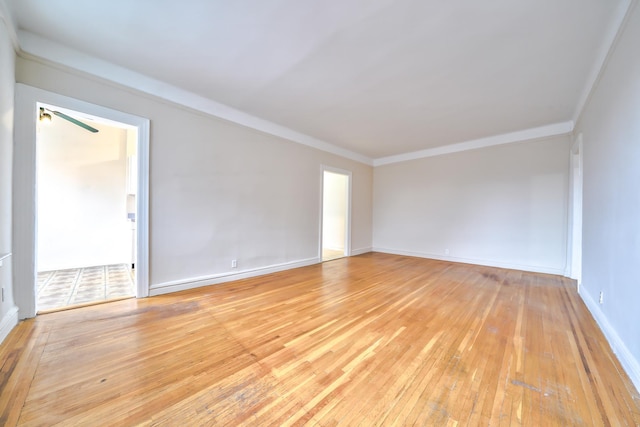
1, 253, 639, 426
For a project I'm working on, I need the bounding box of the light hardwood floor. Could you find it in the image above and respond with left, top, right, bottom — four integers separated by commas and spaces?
1, 253, 638, 426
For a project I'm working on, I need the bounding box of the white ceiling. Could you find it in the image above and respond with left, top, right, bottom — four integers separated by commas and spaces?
5, 0, 628, 160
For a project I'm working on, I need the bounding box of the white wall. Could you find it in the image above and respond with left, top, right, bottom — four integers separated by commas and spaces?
36, 119, 131, 271
574, 2, 640, 391
322, 171, 348, 251
373, 136, 571, 274
16, 57, 373, 293
0, 16, 17, 343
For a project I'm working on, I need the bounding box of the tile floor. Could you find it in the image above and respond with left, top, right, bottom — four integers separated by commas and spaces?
37, 264, 135, 312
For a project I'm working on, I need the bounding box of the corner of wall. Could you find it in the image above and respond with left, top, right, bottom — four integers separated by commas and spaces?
0, 1, 18, 343
0, 0, 19, 50
572, 0, 638, 127
580, 287, 640, 393
350, 247, 372, 256
0, 305, 18, 344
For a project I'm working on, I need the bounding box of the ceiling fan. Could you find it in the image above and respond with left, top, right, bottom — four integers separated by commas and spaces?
39, 107, 99, 133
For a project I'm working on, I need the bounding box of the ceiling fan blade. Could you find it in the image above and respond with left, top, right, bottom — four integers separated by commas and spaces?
51, 110, 99, 133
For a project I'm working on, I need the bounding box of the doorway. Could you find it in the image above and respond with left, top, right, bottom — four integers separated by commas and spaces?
35, 104, 138, 311
13, 84, 150, 319
321, 167, 351, 261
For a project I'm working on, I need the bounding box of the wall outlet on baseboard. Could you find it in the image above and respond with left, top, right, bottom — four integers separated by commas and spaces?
445, 248, 450, 255
599, 291, 604, 304
231, 259, 238, 268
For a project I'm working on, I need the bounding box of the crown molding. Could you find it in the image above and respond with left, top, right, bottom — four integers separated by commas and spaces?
15, 17, 600, 168
373, 121, 574, 166
572, 0, 637, 127
17, 30, 374, 166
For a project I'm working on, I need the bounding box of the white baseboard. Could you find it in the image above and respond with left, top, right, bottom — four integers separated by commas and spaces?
372, 247, 566, 276
580, 288, 640, 394
0, 306, 19, 345
150, 257, 320, 296
350, 247, 372, 256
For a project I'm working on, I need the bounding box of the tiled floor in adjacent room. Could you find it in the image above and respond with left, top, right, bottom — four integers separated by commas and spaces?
37, 264, 135, 311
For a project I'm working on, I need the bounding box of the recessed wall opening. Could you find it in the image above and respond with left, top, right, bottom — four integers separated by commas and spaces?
321, 168, 351, 261
35, 103, 138, 312
13, 84, 150, 319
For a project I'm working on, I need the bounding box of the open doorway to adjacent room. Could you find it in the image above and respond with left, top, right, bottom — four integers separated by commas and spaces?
35, 103, 138, 312
321, 167, 351, 261
14, 84, 149, 319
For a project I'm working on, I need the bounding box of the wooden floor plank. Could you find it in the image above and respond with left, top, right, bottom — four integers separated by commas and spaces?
0, 253, 638, 426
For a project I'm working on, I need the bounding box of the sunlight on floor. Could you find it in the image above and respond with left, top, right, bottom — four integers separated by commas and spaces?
322, 248, 344, 261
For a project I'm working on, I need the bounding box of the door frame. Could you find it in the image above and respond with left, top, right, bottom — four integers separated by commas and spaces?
13, 84, 150, 318
319, 165, 352, 260
567, 133, 583, 288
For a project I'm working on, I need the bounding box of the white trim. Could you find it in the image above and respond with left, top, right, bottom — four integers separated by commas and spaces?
14, 30, 589, 166
580, 288, 640, 394
12, 5, 635, 167
0, 252, 10, 267
566, 134, 583, 282
17, 30, 372, 166
350, 247, 372, 256
572, 0, 638, 126
14, 30, 580, 167
320, 166, 353, 258
372, 247, 566, 276
373, 122, 574, 166
13, 84, 150, 318
150, 257, 319, 296
135, 119, 150, 298
0, 306, 19, 345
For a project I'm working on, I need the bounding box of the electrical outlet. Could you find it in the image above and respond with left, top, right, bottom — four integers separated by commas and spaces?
599, 291, 604, 304
231, 259, 237, 268
445, 248, 450, 255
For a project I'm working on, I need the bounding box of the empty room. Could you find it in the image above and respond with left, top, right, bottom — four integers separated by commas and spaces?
1, 1, 639, 425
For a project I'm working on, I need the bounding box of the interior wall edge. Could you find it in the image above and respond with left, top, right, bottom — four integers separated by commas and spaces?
572, 0, 639, 127
579, 286, 640, 393
372, 122, 573, 166
372, 248, 566, 277
350, 247, 372, 256
0, 0, 18, 50
0, 305, 18, 344
149, 257, 320, 297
